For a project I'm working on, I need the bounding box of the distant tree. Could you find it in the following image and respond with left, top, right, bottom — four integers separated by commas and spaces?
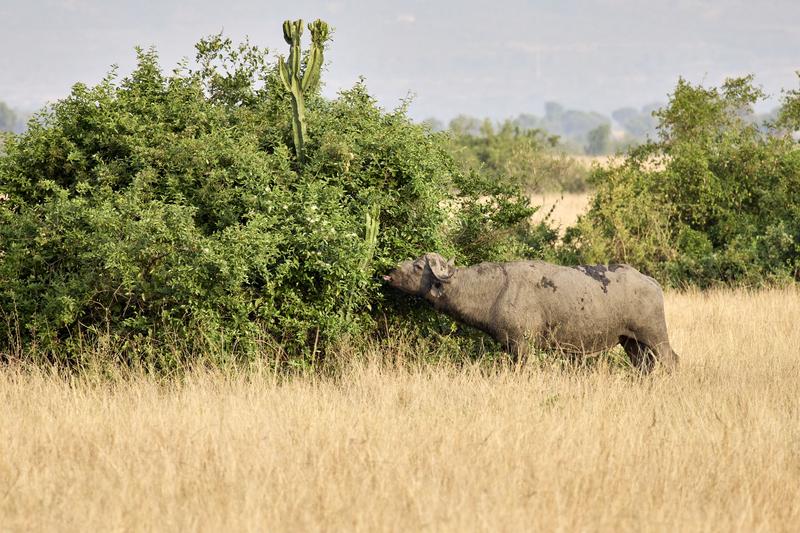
513, 113, 539, 131
447, 104, 611, 154
544, 101, 564, 120
0, 101, 17, 132
421, 117, 445, 132
448, 114, 482, 137
612, 104, 660, 140
445, 116, 588, 192
585, 123, 611, 155
536, 102, 609, 144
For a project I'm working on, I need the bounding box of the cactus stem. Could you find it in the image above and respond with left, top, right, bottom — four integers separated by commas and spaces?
277, 19, 329, 164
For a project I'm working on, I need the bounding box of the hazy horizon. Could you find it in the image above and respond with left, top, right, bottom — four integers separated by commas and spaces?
2, 0, 799, 121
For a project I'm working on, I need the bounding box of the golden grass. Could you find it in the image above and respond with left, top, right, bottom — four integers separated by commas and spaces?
2, 288, 799, 532
531, 191, 592, 230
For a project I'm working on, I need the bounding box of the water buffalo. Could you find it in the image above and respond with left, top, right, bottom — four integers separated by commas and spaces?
385, 253, 679, 372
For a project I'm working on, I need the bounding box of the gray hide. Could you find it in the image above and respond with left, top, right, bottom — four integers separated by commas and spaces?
384, 253, 678, 372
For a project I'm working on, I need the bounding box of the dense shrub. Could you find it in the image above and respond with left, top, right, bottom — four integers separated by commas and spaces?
563, 76, 800, 286
0, 35, 554, 365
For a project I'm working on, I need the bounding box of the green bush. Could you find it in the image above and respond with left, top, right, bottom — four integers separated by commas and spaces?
563, 75, 800, 286
0, 34, 554, 366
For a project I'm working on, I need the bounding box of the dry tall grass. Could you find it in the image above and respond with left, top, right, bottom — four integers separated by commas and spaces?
2, 289, 799, 532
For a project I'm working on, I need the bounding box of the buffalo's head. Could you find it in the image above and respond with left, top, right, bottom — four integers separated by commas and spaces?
384, 253, 456, 299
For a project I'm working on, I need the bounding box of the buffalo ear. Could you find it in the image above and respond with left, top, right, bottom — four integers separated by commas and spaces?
427, 254, 455, 281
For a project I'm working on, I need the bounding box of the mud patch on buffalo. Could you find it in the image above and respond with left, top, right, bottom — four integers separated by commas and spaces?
572, 264, 623, 293
536, 276, 558, 292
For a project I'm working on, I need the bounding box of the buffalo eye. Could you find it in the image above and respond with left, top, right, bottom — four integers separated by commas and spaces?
414, 263, 423, 271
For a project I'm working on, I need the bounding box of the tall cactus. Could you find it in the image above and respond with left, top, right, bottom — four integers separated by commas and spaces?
360, 203, 381, 271
278, 19, 329, 164
346, 203, 380, 322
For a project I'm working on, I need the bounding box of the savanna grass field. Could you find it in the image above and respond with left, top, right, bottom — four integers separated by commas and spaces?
2, 288, 799, 532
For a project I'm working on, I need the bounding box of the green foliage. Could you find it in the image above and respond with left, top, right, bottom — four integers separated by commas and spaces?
777, 72, 800, 133
445, 116, 589, 192
277, 19, 329, 163
563, 75, 800, 286
0, 34, 553, 367
194, 34, 270, 107
450, 169, 558, 264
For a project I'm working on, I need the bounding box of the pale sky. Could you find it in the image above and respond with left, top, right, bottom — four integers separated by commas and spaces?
2, 0, 799, 120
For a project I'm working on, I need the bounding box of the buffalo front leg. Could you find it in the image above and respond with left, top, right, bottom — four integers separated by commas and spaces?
650, 340, 679, 371
504, 336, 528, 362
619, 335, 655, 373
620, 335, 678, 373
